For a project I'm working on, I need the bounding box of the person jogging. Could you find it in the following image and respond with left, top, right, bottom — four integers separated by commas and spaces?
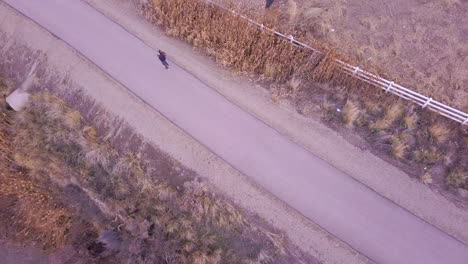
158, 50, 169, 69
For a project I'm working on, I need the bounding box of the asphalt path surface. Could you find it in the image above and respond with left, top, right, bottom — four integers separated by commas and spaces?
4, 0, 468, 263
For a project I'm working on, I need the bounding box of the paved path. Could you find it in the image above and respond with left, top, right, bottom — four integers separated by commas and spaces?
3, 0, 468, 263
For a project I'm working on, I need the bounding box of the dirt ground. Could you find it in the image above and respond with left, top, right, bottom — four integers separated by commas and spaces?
237, 0, 468, 112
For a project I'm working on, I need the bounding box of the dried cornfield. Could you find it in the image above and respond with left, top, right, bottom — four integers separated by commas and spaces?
145, 0, 377, 94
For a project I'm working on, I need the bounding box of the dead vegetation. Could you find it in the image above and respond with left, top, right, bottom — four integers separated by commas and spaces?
0, 76, 75, 251
341, 99, 359, 127
141, 0, 468, 196
280, 0, 468, 112
1, 89, 313, 263
140, 0, 468, 196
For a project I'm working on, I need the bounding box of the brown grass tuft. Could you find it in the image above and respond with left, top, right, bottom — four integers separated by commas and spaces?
421, 172, 433, 184
402, 111, 419, 130
342, 100, 360, 127
414, 147, 442, 165
5, 92, 296, 263
446, 167, 467, 189
391, 134, 408, 159
428, 122, 451, 144
370, 102, 404, 131
287, 75, 302, 94
0, 172, 72, 249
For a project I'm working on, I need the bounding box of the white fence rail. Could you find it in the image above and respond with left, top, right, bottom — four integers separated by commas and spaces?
204, 0, 468, 125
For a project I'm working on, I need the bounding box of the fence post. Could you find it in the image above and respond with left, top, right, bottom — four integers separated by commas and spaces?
259, 24, 264, 31
463, 117, 468, 125
288, 35, 294, 43
352, 66, 360, 76
422, 98, 432, 108
385, 81, 394, 93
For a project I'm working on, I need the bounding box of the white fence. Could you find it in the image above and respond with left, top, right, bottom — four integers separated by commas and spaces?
204, 0, 468, 125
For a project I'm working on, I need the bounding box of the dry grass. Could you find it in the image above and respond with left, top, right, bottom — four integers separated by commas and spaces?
6, 92, 305, 263
414, 147, 442, 165
391, 134, 408, 160
428, 122, 451, 144
446, 167, 468, 189
341, 99, 360, 127
421, 172, 433, 185
370, 102, 404, 131
145, 0, 373, 92
402, 111, 419, 130
0, 172, 73, 249
287, 75, 302, 94
0, 84, 73, 250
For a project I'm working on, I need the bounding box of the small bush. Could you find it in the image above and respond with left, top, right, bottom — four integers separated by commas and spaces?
421, 172, 433, 185
391, 134, 408, 160
428, 122, 451, 144
446, 168, 468, 189
341, 100, 360, 127
413, 147, 442, 165
371, 102, 403, 131
402, 111, 419, 130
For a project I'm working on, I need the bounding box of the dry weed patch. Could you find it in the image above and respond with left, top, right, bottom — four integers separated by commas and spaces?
341, 99, 360, 127
428, 122, 451, 144
4, 92, 311, 263
446, 168, 468, 189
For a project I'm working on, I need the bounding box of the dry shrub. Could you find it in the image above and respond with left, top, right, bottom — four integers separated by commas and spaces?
414, 147, 442, 165
402, 111, 419, 130
287, 75, 302, 94
8, 92, 299, 263
364, 100, 383, 115
446, 167, 467, 189
391, 134, 408, 159
148, 0, 300, 82
146, 0, 370, 90
370, 101, 404, 131
428, 122, 451, 144
0, 172, 72, 249
341, 99, 360, 127
320, 98, 337, 121
0, 91, 73, 250
421, 172, 433, 184
0, 76, 13, 169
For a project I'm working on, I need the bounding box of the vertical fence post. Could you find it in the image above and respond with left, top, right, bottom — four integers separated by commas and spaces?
352, 66, 360, 76
288, 35, 294, 43
385, 81, 394, 93
422, 98, 432, 108
259, 24, 264, 31
463, 117, 468, 125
